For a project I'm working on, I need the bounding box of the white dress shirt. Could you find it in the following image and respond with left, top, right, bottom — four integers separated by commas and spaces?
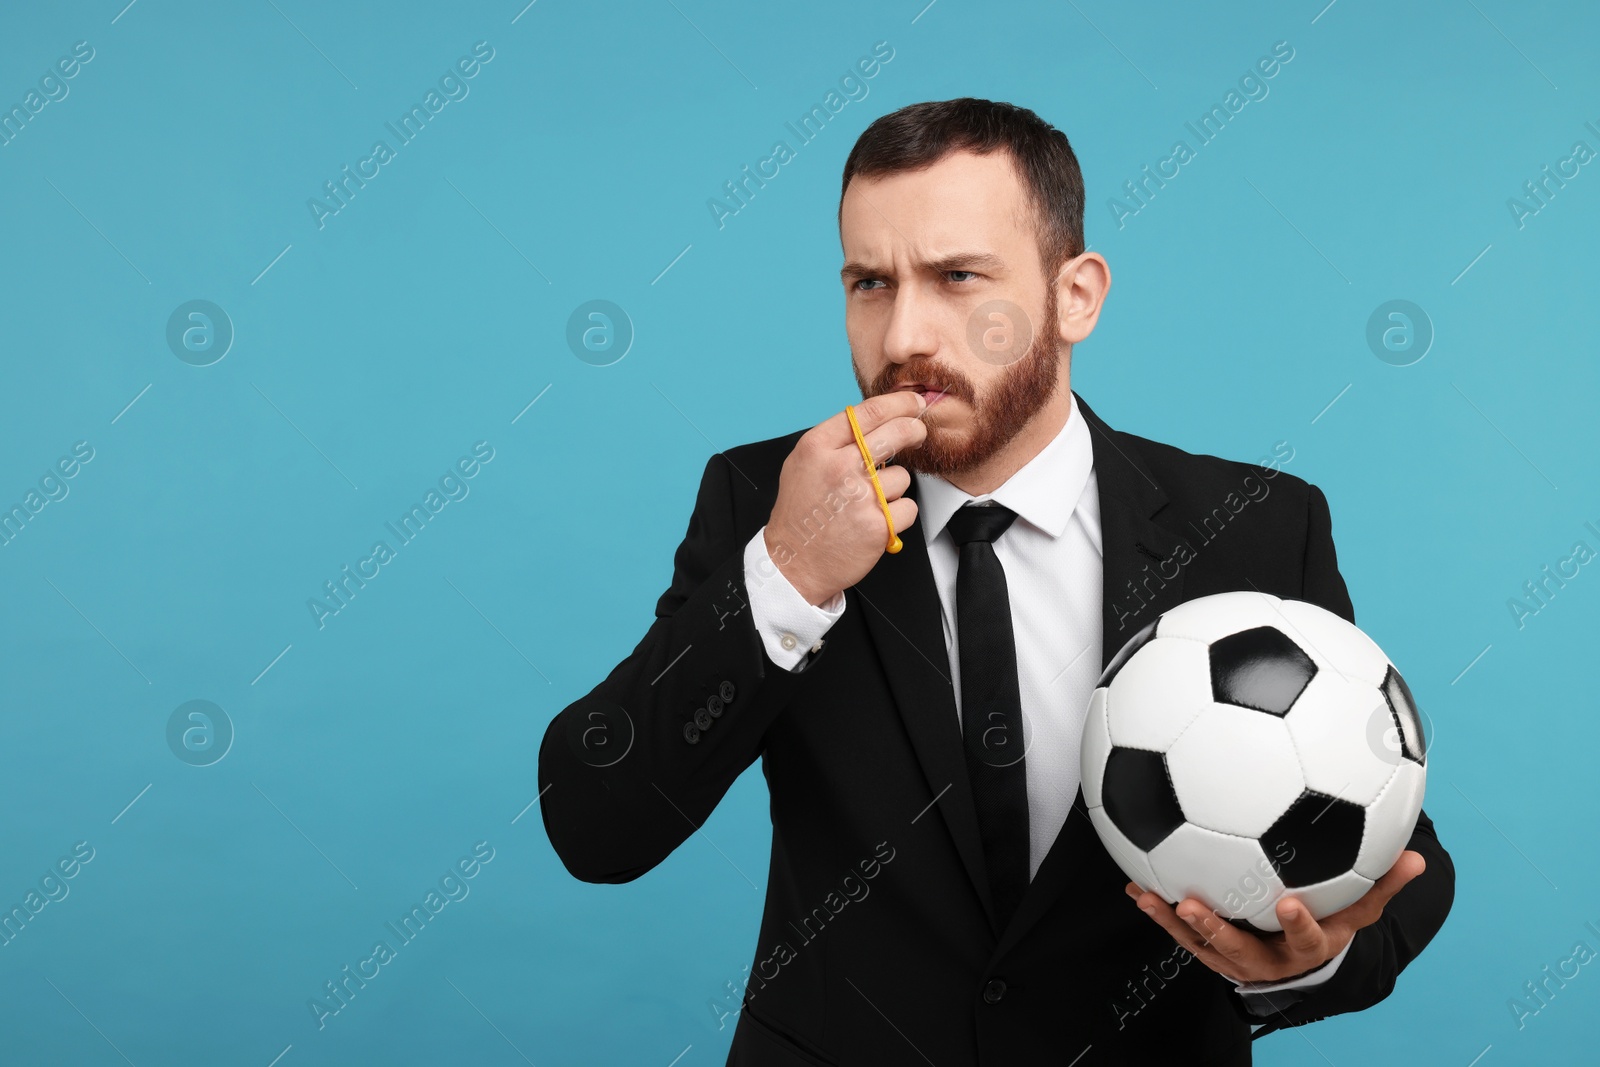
739, 391, 1347, 997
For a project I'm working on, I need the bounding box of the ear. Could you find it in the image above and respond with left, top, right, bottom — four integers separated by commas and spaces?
1053, 251, 1112, 345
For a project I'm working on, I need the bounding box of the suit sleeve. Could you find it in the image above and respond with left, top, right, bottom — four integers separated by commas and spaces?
1252, 483, 1456, 1032
537, 452, 822, 884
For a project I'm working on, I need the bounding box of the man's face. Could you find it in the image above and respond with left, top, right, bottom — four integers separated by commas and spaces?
841, 149, 1063, 478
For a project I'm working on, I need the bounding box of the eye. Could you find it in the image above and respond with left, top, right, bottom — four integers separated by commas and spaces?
946, 270, 978, 283
853, 278, 887, 291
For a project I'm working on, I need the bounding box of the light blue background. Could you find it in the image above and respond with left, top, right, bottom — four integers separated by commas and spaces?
1, 1, 1595, 1063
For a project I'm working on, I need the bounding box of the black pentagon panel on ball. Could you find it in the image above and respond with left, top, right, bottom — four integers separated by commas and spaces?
1101, 747, 1186, 852
1097, 618, 1160, 688
1209, 626, 1317, 716
1261, 790, 1366, 888
1381, 666, 1426, 766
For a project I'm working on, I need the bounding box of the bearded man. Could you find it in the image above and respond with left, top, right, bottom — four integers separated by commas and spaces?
539, 97, 1453, 1065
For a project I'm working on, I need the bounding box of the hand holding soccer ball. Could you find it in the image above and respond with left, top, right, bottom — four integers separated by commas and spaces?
1080, 591, 1430, 982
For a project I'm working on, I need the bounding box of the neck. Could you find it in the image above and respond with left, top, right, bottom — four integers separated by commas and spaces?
942, 376, 1073, 497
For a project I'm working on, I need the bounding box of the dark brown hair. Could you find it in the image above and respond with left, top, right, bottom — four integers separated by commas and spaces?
839, 98, 1086, 275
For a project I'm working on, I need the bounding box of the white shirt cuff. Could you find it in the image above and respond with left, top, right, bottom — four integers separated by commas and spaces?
1232, 937, 1353, 995
743, 525, 845, 672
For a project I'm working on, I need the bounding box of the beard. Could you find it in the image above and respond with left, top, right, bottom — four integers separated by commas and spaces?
855, 287, 1062, 478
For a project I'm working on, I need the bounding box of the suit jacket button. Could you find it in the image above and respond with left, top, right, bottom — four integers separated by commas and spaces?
706, 694, 724, 717
682, 722, 701, 744
982, 978, 1007, 1004
693, 708, 714, 730
719, 680, 736, 703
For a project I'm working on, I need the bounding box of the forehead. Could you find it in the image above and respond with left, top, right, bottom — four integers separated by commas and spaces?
839, 149, 1033, 264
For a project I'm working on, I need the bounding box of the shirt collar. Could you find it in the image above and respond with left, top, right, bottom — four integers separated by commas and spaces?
914, 390, 1094, 544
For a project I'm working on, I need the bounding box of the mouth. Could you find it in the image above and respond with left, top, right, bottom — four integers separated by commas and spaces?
896, 383, 955, 408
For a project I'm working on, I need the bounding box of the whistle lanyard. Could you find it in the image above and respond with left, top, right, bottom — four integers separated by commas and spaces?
844, 404, 903, 554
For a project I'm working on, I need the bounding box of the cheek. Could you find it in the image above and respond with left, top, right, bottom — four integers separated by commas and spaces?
845, 302, 884, 343
845, 323, 884, 374
954, 361, 1001, 400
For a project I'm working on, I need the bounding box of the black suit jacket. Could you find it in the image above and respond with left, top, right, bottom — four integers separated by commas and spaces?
538, 392, 1454, 1065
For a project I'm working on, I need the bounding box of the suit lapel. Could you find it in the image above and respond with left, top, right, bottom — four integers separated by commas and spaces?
852, 473, 1004, 935
1078, 392, 1192, 669
991, 392, 1193, 960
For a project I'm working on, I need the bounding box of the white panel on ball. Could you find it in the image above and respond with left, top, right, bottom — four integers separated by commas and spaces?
1285, 672, 1403, 806
1273, 598, 1393, 688
1088, 805, 1162, 896
1106, 638, 1213, 751
1146, 823, 1280, 920
1154, 590, 1282, 643
1080, 687, 1112, 809
1167, 705, 1305, 838
1246, 869, 1375, 932
1354, 760, 1426, 880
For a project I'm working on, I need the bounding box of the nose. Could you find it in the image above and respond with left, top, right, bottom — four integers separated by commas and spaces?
880, 283, 941, 368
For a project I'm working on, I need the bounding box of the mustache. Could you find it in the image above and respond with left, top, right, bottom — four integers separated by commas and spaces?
875, 365, 973, 403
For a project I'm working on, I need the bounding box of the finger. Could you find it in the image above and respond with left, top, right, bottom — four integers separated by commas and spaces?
1323, 850, 1426, 932
875, 464, 911, 501
1135, 894, 1207, 953
1349, 850, 1426, 919
1376, 850, 1426, 895
817, 390, 925, 449
864, 415, 930, 467
1131, 891, 1224, 965
1175, 900, 1260, 970
886, 495, 918, 533
1275, 896, 1328, 959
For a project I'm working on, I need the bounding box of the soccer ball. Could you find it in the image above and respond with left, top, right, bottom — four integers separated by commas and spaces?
1080, 591, 1427, 932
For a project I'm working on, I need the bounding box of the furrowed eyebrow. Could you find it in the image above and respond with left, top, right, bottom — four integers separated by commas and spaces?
926, 251, 1006, 275
840, 251, 1006, 283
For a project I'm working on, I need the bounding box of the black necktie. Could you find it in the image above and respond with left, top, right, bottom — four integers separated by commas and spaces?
946, 501, 1030, 932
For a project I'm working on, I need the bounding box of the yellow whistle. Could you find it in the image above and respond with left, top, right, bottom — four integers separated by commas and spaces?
845, 403, 903, 554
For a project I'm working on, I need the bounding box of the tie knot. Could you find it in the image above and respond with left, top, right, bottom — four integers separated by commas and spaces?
946, 502, 1018, 547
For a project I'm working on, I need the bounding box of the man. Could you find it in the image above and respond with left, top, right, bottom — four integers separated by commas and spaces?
539, 98, 1453, 1064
